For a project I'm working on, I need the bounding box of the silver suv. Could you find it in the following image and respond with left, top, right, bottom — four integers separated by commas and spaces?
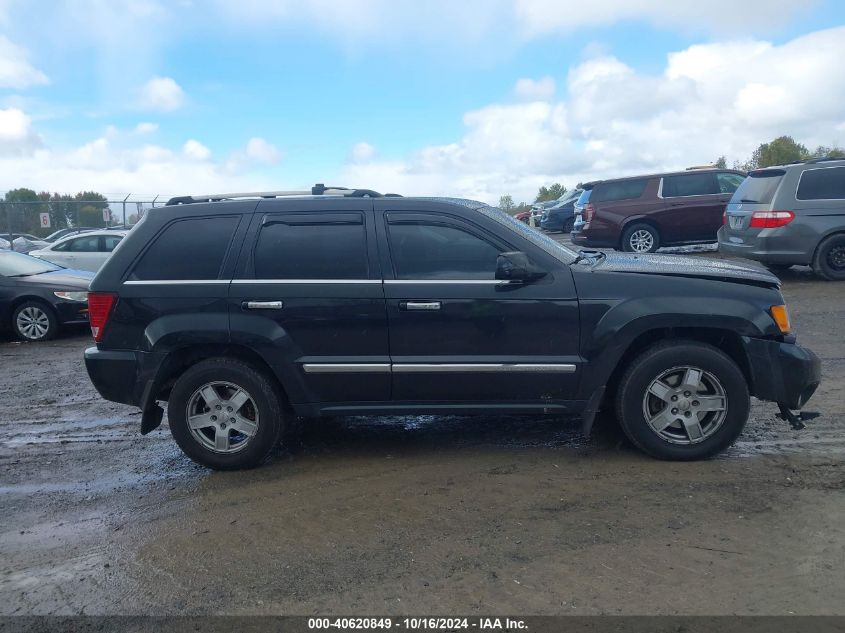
718, 158, 845, 280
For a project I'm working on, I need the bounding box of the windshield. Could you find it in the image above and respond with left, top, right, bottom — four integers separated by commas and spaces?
0, 251, 62, 277
575, 189, 592, 207
730, 170, 783, 205
478, 206, 578, 263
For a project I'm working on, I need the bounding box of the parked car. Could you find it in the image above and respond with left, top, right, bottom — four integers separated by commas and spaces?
43, 227, 100, 243
83, 185, 820, 470
529, 200, 556, 225
571, 169, 746, 252
29, 230, 127, 272
0, 251, 93, 341
515, 210, 531, 223
719, 158, 845, 280
540, 189, 583, 233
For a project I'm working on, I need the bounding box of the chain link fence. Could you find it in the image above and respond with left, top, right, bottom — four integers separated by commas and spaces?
0, 195, 166, 245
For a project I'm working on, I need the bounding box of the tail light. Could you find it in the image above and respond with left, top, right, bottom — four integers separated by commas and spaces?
749, 210, 794, 229
722, 211, 727, 225
88, 292, 116, 342
583, 202, 595, 222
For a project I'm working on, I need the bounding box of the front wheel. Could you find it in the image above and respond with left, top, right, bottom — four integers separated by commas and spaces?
167, 358, 284, 470
13, 301, 58, 341
615, 341, 750, 460
621, 223, 660, 253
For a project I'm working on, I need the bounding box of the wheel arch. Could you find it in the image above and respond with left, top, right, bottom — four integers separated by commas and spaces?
619, 217, 660, 249
600, 327, 753, 406
151, 343, 293, 412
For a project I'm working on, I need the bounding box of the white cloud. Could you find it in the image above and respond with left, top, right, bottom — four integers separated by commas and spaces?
342, 26, 845, 203
351, 141, 376, 163
244, 137, 281, 164
139, 76, 185, 112
135, 122, 159, 134
513, 0, 812, 36
0, 35, 48, 88
0, 107, 42, 155
183, 139, 211, 160
514, 76, 555, 100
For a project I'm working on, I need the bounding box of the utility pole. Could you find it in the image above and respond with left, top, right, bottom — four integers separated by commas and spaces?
122, 194, 130, 228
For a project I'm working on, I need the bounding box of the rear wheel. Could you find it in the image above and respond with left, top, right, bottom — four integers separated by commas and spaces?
12, 301, 58, 341
562, 216, 575, 234
615, 341, 750, 460
167, 358, 284, 470
621, 223, 660, 253
812, 234, 845, 281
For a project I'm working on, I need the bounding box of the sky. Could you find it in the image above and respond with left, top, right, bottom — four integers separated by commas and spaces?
1, 0, 844, 204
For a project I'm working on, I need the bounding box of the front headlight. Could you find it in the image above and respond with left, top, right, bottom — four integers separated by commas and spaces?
54, 291, 88, 302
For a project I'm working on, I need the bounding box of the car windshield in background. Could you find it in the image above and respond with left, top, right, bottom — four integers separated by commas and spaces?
0, 251, 62, 277
480, 206, 578, 263
576, 189, 592, 206
732, 169, 785, 204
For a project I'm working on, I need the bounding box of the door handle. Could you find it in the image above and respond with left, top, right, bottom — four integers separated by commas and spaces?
242, 300, 284, 310
402, 301, 441, 311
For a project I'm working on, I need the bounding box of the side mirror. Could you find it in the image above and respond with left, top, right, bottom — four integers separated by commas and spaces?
495, 251, 547, 282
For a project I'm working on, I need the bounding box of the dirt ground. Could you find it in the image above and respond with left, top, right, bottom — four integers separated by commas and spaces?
1, 248, 844, 617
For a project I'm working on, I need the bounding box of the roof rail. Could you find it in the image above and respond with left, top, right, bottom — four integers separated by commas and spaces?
165, 183, 395, 205
805, 156, 845, 164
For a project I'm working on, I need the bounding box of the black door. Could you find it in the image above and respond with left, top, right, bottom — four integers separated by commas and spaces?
229, 199, 389, 406
376, 207, 580, 406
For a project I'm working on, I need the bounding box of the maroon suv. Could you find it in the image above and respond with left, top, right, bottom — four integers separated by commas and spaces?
571, 169, 745, 252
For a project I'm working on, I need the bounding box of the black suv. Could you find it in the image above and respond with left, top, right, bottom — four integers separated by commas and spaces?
84, 185, 820, 469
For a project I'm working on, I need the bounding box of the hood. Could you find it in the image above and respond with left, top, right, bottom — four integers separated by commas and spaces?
19, 268, 95, 289
588, 251, 779, 286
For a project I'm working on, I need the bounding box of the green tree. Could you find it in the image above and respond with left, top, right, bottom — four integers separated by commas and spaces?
535, 183, 566, 202
2, 188, 43, 238
498, 194, 515, 213
714, 156, 727, 169
810, 145, 845, 160
747, 136, 809, 169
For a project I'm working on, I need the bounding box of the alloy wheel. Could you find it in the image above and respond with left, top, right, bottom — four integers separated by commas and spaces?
186, 381, 260, 453
16, 306, 51, 340
629, 229, 654, 253
641, 365, 728, 445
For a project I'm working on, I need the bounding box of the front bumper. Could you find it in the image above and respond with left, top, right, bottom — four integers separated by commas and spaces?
54, 300, 89, 325
743, 337, 821, 410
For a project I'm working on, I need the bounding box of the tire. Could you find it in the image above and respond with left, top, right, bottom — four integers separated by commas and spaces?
167, 358, 284, 470
621, 223, 660, 253
12, 301, 58, 341
812, 234, 845, 281
562, 216, 575, 234
614, 340, 750, 460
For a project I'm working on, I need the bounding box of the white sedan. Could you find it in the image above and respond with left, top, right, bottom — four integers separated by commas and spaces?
29, 230, 127, 272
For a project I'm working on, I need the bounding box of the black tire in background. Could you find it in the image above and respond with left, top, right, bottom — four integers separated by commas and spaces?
167, 358, 284, 470
12, 301, 58, 341
562, 216, 575, 234
621, 223, 660, 253
812, 233, 845, 281
614, 340, 750, 460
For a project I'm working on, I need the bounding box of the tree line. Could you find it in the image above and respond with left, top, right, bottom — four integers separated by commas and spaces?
1, 188, 111, 237
498, 136, 845, 213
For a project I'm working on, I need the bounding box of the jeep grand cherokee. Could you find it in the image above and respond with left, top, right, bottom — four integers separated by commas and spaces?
84, 185, 820, 469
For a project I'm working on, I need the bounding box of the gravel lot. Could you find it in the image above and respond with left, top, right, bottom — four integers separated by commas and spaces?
1, 241, 844, 617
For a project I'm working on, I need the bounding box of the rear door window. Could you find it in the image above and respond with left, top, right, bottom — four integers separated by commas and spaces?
731, 170, 785, 205
662, 173, 718, 197
129, 216, 239, 280
593, 179, 648, 203
796, 166, 845, 200
103, 235, 123, 252
253, 213, 368, 279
